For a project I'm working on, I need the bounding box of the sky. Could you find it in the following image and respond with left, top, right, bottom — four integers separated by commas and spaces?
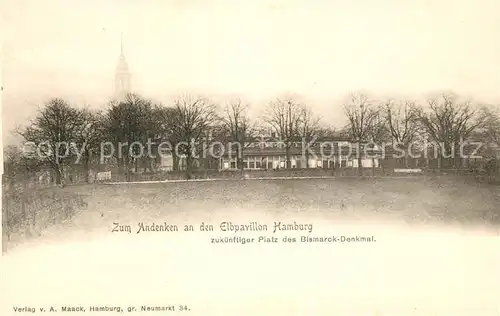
2, 0, 500, 145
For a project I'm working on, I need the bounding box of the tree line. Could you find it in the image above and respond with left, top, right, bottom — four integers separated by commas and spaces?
4, 91, 500, 184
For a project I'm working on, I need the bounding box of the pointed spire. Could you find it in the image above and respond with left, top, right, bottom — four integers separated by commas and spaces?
115, 31, 130, 100
120, 32, 124, 57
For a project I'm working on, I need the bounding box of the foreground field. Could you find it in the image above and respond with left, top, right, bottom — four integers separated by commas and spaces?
94, 175, 500, 226
3, 176, 500, 315
4, 176, 500, 252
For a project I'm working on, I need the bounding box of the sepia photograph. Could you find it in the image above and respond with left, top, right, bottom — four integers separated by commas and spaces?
2, 0, 500, 315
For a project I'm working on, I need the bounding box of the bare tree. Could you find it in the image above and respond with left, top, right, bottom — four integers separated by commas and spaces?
478, 105, 500, 145
74, 108, 104, 183
3, 144, 42, 187
264, 97, 303, 169
343, 93, 380, 175
417, 93, 486, 169
366, 109, 391, 175
298, 105, 321, 168
472, 105, 500, 174
151, 105, 181, 171
170, 94, 218, 179
102, 93, 154, 180
3, 145, 24, 173
221, 98, 256, 174
383, 100, 421, 167
19, 99, 86, 185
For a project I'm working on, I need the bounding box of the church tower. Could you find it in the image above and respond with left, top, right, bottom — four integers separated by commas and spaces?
114, 33, 131, 101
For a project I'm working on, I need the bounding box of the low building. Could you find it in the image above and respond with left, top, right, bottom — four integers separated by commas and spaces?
218, 135, 382, 171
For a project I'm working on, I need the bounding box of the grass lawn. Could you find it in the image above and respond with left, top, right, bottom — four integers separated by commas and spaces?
85, 175, 500, 222
3, 176, 499, 315
3, 175, 500, 252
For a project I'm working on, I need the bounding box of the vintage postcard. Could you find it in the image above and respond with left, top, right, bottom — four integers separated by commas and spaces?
2, 0, 500, 315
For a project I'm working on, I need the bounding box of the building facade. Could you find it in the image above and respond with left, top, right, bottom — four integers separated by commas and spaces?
218, 135, 381, 171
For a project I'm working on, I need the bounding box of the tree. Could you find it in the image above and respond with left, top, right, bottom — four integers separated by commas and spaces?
264, 96, 303, 169
365, 110, 391, 175
221, 98, 256, 174
473, 105, 500, 173
478, 105, 500, 145
169, 94, 218, 179
102, 93, 154, 180
297, 105, 321, 168
417, 93, 486, 169
3, 144, 40, 186
74, 108, 104, 183
383, 99, 420, 167
150, 105, 181, 171
19, 99, 86, 185
342, 93, 380, 175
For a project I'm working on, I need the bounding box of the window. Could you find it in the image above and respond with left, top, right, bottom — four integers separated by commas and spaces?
230, 161, 236, 169
256, 160, 262, 169
249, 161, 255, 169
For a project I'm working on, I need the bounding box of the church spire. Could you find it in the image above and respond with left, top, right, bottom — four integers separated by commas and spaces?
114, 32, 131, 101
120, 32, 124, 57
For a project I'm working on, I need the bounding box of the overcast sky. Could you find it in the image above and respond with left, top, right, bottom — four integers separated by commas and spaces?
2, 0, 500, 145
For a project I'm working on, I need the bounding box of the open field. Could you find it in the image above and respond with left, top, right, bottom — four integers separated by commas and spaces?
3, 176, 500, 315
4, 175, 500, 252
